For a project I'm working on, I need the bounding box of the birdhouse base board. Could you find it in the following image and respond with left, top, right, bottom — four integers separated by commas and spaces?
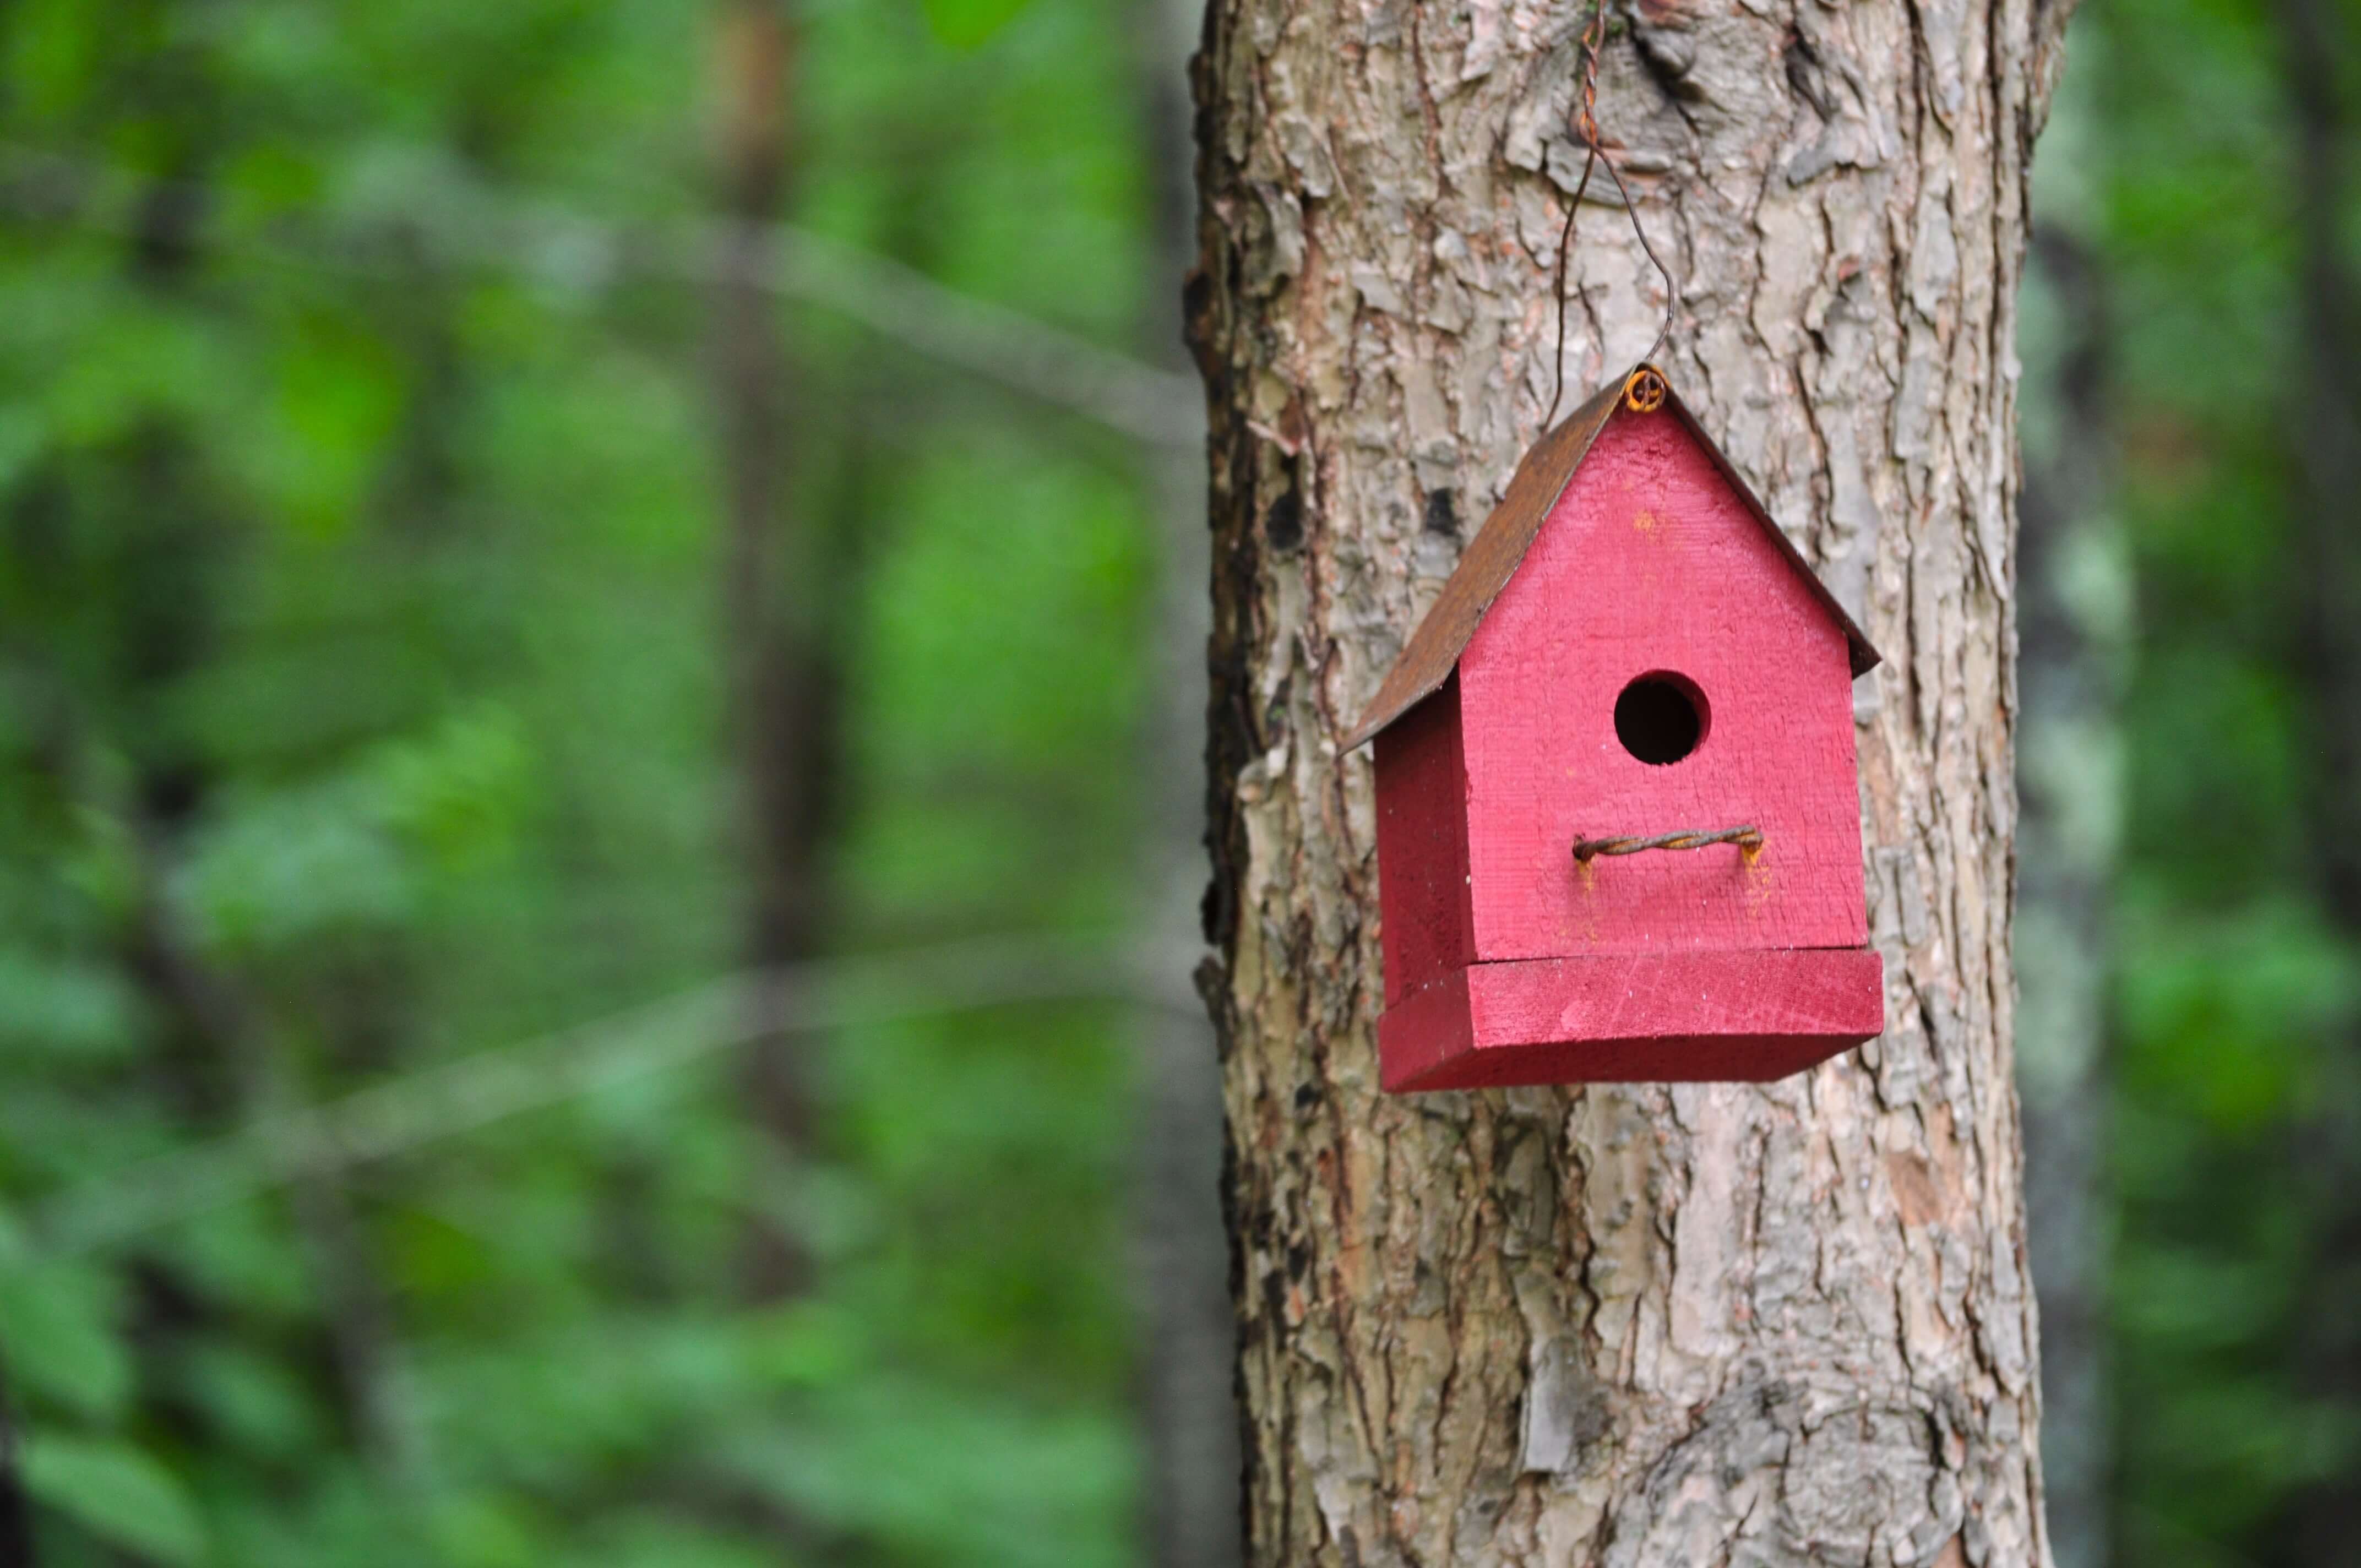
1378, 949, 1884, 1091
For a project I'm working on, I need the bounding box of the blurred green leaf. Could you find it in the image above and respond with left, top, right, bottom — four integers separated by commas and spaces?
23, 1432, 209, 1566
715, 1375, 1134, 1568
0, 950, 143, 1062
2117, 897, 2355, 1131
428, 1492, 549, 1568
173, 1341, 328, 1461
0, 1259, 132, 1422
369, 704, 534, 872
917, 0, 1035, 50
179, 781, 416, 956
749, 1298, 865, 1388
259, 319, 406, 538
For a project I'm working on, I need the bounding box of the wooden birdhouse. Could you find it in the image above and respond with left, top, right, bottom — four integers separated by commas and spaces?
1345, 367, 1885, 1092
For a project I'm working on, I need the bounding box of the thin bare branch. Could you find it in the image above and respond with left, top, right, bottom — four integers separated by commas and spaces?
35, 934, 1201, 1255
0, 144, 1204, 448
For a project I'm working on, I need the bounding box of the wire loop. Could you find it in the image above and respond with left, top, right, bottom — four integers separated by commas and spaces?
1543, 0, 1682, 428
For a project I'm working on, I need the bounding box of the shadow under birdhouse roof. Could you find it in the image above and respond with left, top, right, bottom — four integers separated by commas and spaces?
1341, 366, 1884, 753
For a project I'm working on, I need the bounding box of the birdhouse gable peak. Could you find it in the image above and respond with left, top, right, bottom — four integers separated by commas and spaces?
1342, 366, 1880, 752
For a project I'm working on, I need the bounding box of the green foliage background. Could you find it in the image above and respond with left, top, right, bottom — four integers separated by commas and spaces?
2068, 0, 2361, 1557
0, 0, 2354, 1563
0, 0, 1159, 1561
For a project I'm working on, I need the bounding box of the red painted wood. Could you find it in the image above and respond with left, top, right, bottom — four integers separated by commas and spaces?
1373, 673, 1473, 1006
1378, 949, 1885, 1091
1456, 404, 1869, 961
1367, 400, 1883, 1089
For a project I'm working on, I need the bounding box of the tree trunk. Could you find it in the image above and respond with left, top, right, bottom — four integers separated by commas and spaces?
1135, 0, 1245, 1561
2014, 222, 2118, 1568
2278, 0, 2361, 1556
712, 0, 840, 1301
0, 1364, 33, 1567
1187, 1, 2071, 1562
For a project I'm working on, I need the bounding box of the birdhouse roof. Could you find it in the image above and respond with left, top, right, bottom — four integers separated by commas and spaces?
1342, 366, 1882, 752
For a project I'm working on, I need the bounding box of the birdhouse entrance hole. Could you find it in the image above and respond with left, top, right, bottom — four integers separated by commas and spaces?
1613, 672, 1707, 765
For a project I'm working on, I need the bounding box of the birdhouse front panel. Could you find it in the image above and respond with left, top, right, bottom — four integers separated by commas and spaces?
1353, 369, 1886, 1092
1455, 405, 1869, 962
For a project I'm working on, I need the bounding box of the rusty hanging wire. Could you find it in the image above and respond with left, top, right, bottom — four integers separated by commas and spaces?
1572, 825, 1764, 863
1543, 0, 1682, 428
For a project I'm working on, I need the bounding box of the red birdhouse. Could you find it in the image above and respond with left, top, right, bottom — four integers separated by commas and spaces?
1345, 367, 1885, 1092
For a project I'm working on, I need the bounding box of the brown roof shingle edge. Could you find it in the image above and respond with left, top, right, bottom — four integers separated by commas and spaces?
1339, 366, 1882, 753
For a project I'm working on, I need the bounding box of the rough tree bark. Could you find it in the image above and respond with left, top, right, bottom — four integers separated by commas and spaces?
1187, 0, 2072, 1562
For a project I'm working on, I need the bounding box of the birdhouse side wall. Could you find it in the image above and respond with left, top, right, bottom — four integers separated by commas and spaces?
1372, 676, 1475, 1008
1456, 406, 1870, 961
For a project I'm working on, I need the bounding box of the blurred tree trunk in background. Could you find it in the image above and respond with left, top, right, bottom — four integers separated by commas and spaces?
2281, 0, 2361, 1556
1134, 0, 1243, 1564
713, 0, 841, 1300
109, 167, 433, 1496
131, 888, 432, 1488
2016, 220, 2120, 1568
1188, 1, 2070, 1560
0, 1373, 29, 1567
